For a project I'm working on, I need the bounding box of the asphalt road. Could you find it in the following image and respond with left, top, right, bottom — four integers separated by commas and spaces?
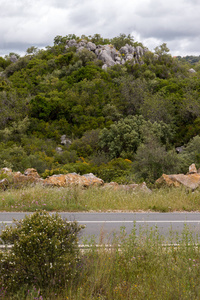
0, 212, 200, 243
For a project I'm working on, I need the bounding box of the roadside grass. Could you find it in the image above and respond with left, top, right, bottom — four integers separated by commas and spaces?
1, 224, 200, 299
0, 184, 199, 212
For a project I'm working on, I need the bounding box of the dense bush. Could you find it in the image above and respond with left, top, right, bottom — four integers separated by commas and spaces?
0, 211, 84, 294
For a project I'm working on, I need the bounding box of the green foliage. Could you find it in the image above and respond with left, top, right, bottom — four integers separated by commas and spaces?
1, 33, 200, 184
95, 158, 133, 182
0, 117, 30, 142
4, 56, 31, 77
26, 46, 38, 55
0, 90, 28, 129
0, 57, 11, 70
133, 137, 179, 183
99, 115, 173, 159
0, 211, 83, 293
178, 135, 200, 173
154, 43, 170, 55
111, 33, 135, 50
41, 167, 69, 178
99, 115, 144, 159
70, 129, 100, 157
89, 33, 110, 45
75, 48, 97, 66
0, 143, 29, 171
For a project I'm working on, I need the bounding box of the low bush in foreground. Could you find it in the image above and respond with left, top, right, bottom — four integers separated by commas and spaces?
0, 221, 200, 299
0, 211, 84, 296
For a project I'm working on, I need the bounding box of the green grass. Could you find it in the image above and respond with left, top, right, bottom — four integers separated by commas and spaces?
0, 184, 199, 212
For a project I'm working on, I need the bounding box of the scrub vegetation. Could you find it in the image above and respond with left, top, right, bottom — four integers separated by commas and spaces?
0, 211, 200, 299
0, 34, 200, 184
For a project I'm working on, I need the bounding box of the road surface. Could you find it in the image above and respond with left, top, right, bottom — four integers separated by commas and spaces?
0, 212, 200, 243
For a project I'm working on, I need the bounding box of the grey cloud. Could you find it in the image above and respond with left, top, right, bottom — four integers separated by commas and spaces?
0, 0, 200, 57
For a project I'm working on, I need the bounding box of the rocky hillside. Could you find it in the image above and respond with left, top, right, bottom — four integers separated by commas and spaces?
0, 33, 200, 184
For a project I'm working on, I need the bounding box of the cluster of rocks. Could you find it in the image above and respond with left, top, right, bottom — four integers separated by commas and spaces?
65, 39, 147, 69
2, 163, 199, 192
156, 163, 200, 190
0, 167, 150, 193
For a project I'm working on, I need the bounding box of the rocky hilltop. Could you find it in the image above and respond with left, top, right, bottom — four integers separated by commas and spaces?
65, 39, 147, 69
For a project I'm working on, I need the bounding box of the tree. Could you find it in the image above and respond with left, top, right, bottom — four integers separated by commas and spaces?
154, 43, 170, 56
99, 115, 174, 159
178, 135, 200, 173
133, 137, 179, 183
26, 46, 38, 55
99, 115, 144, 159
111, 33, 135, 50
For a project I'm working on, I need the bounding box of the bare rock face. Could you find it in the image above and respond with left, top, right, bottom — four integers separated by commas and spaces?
188, 68, 196, 73
87, 42, 96, 51
24, 168, 40, 178
60, 135, 71, 146
0, 168, 42, 189
9, 55, 18, 63
65, 39, 147, 69
188, 163, 197, 174
13, 169, 42, 186
156, 164, 200, 190
43, 173, 104, 188
95, 45, 116, 67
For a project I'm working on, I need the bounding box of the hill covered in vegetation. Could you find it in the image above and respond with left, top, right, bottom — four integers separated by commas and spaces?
0, 33, 200, 184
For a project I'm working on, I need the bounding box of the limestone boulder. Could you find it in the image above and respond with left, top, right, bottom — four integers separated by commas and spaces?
156, 164, 200, 190
188, 68, 196, 73
156, 173, 200, 190
96, 45, 116, 67
86, 42, 96, 51
0, 168, 42, 189
13, 169, 42, 186
10, 55, 18, 63
43, 173, 104, 188
188, 163, 197, 174
43, 174, 67, 187
24, 168, 40, 178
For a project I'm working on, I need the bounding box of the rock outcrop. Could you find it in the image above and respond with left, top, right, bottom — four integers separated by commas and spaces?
0, 168, 150, 192
12, 169, 42, 186
43, 173, 104, 188
65, 39, 147, 69
188, 68, 196, 73
0, 168, 42, 188
156, 164, 200, 190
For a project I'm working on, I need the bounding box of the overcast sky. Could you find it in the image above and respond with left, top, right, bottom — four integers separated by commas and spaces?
1, 0, 200, 57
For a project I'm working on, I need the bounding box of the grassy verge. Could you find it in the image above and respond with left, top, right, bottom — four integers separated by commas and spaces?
2, 224, 200, 299
0, 184, 199, 212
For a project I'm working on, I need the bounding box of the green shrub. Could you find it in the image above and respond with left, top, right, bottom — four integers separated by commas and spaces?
95, 158, 133, 182
41, 167, 69, 178
0, 211, 84, 293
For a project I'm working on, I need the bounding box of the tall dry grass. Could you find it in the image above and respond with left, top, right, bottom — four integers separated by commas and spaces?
0, 184, 199, 212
